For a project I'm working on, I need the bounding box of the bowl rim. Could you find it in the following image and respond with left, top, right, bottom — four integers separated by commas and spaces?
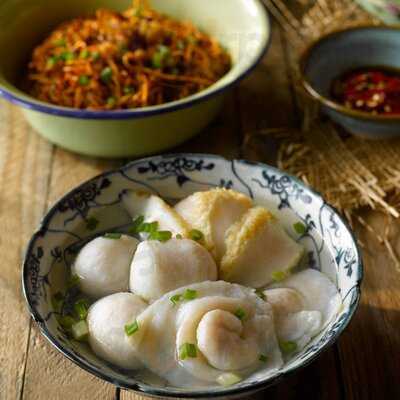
299, 25, 400, 122
0, 0, 270, 120
22, 153, 363, 398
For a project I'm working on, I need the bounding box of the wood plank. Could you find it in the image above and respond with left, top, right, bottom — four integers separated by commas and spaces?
0, 103, 53, 400
338, 211, 400, 400
22, 147, 120, 400
237, 24, 344, 399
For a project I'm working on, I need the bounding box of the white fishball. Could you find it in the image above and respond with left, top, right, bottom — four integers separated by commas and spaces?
130, 238, 217, 302
87, 293, 147, 369
72, 235, 139, 298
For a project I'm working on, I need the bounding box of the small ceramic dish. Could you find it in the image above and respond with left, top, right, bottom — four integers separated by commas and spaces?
23, 153, 362, 398
0, 0, 270, 158
300, 26, 400, 139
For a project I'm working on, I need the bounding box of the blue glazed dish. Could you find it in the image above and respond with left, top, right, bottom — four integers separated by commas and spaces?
301, 26, 400, 139
22, 154, 362, 398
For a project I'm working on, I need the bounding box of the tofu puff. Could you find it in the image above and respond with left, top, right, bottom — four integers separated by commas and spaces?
264, 269, 342, 351
127, 281, 283, 387
220, 207, 304, 288
123, 191, 190, 237
87, 293, 147, 369
174, 189, 252, 261
72, 235, 139, 299
130, 239, 218, 303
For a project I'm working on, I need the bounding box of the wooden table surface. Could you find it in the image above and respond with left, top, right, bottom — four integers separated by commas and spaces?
1, 22, 399, 400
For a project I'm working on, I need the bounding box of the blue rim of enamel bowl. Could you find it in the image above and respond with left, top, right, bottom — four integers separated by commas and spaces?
0, 0, 270, 120
22, 153, 363, 399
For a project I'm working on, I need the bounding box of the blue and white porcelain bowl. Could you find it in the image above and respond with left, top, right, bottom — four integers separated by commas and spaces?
22, 154, 362, 398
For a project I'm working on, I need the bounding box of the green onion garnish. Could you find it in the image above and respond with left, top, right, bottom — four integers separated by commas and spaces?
217, 373, 242, 386
60, 51, 74, 62
123, 86, 135, 94
51, 291, 64, 312
100, 67, 113, 83
259, 354, 268, 362
71, 320, 89, 341
133, 5, 143, 17
141, 221, 159, 234
176, 234, 183, 239
46, 56, 58, 68
67, 274, 80, 288
106, 96, 116, 107
152, 45, 170, 69
279, 341, 297, 354
293, 222, 307, 235
53, 38, 66, 47
179, 343, 197, 360
189, 229, 204, 242
151, 230, 172, 242
183, 289, 197, 301
128, 215, 145, 234
271, 270, 289, 283
80, 49, 90, 59
78, 75, 90, 86
74, 299, 89, 320
104, 232, 122, 239
91, 51, 100, 61
234, 308, 246, 321
170, 294, 182, 306
125, 320, 139, 336
58, 315, 75, 329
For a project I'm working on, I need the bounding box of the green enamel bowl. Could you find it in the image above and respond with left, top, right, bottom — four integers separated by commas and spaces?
0, 0, 270, 158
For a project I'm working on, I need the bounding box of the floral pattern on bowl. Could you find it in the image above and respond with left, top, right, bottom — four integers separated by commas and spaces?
22, 154, 362, 398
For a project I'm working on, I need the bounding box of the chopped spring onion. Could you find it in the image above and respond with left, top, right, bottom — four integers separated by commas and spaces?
259, 354, 268, 362
179, 343, 197, 360
60, 51, 75, 62
72, 320, 89, 341
74, 299, 89, 320
106, 96, 116, 107
293, 222, 307, 235
217, 372, 242, 386
67, 274, 80, 288
91, 51, 100, 61
46, 56, 58, 68
271, 270, 289, 283
123, 86, 135, 94
233, 308, 246, 321
53, 38, 66, 47
176, 234, 183, 239
152, 45, 170, 69
104, 232, 122, 239
189, 229, 204, 242
129, 215, 145, 234
279, 341, 297, 354
58, 315, 75, 329
141, 221, 159, 234
101, 67, 113, 83
51, 291, 64, 312
80, 49, 90, 59
150, 230, 172, 242
78, 75, 90, 86
170, 294, 182, 306
125, 320, 139, 336
183, 289, 197, 301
